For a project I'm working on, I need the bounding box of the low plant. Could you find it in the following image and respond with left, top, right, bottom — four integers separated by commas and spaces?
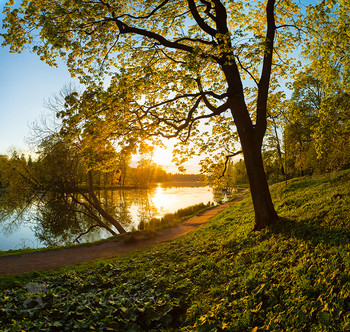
139, 201, 214, 231
1, 170, 350, 331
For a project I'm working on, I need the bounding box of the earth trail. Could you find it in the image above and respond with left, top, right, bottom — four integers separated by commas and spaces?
0, 194, 247, 275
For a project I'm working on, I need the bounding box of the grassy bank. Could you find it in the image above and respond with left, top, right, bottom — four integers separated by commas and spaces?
0, 202, 214, 258
1, 170, 350, 331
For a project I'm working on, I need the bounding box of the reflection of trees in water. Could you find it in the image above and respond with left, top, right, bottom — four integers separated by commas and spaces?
0, 144, 128, 243
96, 190, 133, 230
135, 188, 158, 231
0, 191, 109, 247
1, 186, 217, 248
0, 189, 35, 236
100, 188, 159, 231
0, 188, 159, 247
34, 190, 138, 246
34, 193, 91, 246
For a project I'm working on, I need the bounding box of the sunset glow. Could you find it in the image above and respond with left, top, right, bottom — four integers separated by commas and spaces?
152, 146, 174, 166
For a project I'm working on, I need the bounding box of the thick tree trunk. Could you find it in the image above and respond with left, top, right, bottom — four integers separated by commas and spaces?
239, 132, 278, 230
225, 83, 278, 230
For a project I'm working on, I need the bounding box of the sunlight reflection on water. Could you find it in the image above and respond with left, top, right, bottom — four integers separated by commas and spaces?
0, 184, 217, 251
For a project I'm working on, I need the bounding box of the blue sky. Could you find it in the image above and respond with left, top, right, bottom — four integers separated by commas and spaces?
0, 0, 314, 165
0, 4, 80, 155
0, 49, 80, 155
0, 5, 190, 170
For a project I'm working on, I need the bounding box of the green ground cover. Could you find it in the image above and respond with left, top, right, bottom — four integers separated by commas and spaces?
0, 202, 213, 258
1, 170, 350, 331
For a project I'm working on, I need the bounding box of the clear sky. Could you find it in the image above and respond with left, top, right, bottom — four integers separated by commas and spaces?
0, 4, 197, 172
0, 1, 311, 172
0, 4, 81, 156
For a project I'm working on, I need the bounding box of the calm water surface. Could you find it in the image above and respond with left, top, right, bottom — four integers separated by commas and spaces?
0, 184, 220, 251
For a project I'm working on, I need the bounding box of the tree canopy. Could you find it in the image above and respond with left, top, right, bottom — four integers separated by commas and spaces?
303, 0, 350, 171
2, 0, 305, 229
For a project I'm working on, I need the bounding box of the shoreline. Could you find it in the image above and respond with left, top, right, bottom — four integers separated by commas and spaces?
0, 194, 248, 275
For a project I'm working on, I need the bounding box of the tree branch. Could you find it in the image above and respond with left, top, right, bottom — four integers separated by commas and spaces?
195, 77, 229, 114
74, 224, 100, 243
151, 96, 203, 135
116, 0, 170, 20
112, 18, 194, 54
187, 0, 217, 36
199, 0, 216, 21
174, 36, 216, 47
211, 0, 229, 32
256, 0, 276, 142
219, 150, 243, 178
158, 48, 187, 64
144, 88, 227, 113
234, 55, 259, 87
99, 35, 120, 73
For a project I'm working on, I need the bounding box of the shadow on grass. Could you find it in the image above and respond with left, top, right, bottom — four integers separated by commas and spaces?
267, 217, 350, 247
281, 177, 316, 192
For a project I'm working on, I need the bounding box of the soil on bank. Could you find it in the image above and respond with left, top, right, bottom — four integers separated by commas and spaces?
0, 195, 247, 275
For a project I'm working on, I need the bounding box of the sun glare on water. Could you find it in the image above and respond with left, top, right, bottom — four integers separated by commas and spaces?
151, 185, 172, 218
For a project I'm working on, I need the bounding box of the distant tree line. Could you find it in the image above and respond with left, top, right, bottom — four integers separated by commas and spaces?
0, 149, 201, 193
3, 0, 350, 232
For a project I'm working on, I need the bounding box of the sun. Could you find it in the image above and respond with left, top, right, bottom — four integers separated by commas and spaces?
152, 146, 174, 166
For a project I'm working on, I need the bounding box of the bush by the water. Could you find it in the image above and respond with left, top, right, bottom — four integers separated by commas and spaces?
138, 201, 214, 231
1, 170, 350, 331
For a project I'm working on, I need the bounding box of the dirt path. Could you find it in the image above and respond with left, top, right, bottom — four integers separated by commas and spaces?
0, 195, 247, 275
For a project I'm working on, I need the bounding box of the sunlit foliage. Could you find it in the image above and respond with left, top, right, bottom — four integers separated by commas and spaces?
1, 0, 304, 228
1, 170, 350, 330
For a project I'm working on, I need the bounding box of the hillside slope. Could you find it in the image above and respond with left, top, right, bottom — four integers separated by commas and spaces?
1, 170, 350, 331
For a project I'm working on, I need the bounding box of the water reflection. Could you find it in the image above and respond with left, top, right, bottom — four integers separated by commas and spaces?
0, 184, 218, 251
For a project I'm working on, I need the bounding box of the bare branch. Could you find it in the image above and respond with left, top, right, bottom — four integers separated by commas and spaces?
158, 48, 187, 64
219, 150, 243, 178
99, 35, 120, 74
235, 55, 259, 87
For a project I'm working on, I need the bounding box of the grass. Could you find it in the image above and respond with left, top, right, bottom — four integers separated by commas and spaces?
0, 202, 214, 258
0, 234, 123, 258
140, 201, 215, 231
1, 170, 350, 331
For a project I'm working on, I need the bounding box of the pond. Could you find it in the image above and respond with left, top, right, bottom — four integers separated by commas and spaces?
0, 184, 229, 251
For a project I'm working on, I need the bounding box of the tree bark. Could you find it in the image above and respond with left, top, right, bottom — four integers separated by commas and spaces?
239, 132, 278, 230
222, 64, 278, 230
216, 0, 278, 230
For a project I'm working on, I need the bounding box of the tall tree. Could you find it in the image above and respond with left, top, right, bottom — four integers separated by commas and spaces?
1, 0, 302, 229
283, 71, 322, 176
305, 0, 350, 95
303, 1, 350, 171
0, 155, 10, 188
